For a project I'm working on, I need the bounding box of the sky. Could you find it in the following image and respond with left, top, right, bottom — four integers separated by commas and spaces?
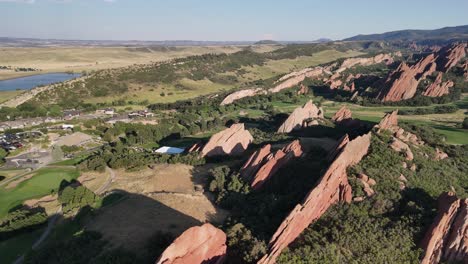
0, 0, 467, 41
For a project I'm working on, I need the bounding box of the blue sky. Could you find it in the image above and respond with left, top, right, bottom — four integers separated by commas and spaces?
1, 0, 467, 41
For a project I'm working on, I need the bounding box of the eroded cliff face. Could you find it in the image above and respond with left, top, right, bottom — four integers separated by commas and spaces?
201, 123, 253, 157
258, 133, 372, 264
377, 43, 466, 102
378, 54, 437, 102
420, 192, 468, 264
436, 43, 467, 72
220, 88, 266, 105
240, 140, 303, 190
331, 106, 353, 123
156, 223, 227, 264
423, 72, 454, 97
277, 100, 323, 133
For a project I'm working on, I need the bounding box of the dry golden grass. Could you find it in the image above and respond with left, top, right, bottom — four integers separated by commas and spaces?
0, 46, 245, 80
0, 90, 24, 103
86, 164, 227, 251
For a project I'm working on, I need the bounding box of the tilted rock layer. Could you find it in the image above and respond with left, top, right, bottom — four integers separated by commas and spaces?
156, 223, 227, 264
220, 88, 266, 105
201, 123, 253, 157
332, 106, 353, 123
436, 43, 467, 72
277, 100, 323, 133
423, 72, 454, 97
258, 133, 371, 264
336, 53, 394, 73
378, 54, 437, 102
241, 140, 303, 190
420, 192, 468, 264
270, 67, 325, 93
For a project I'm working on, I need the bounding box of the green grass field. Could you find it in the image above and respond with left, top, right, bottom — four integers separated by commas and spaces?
0, 227, 45, 264
0, 167, 80, 217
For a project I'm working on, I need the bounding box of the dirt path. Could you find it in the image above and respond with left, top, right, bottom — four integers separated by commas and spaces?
96, 167, 115, 195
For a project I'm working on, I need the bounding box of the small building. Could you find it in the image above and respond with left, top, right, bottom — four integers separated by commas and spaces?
63, 109, 81, 120
62, 124, 74, 130
153, 146, 185, 155
128, 109, 154, 118
96, 108, 115, 115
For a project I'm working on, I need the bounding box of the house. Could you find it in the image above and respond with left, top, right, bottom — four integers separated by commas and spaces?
62, 124, 74, 130
63, 109, 81, 120
96, 108, 115, 115
128, 109, 154, 118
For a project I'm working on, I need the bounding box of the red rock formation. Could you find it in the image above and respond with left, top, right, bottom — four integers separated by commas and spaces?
331, 106, 352, 123
378, 54, 437, 102
270, 67, 324, 93
420, 192, 468, 264
326, 134, 349, 161
156, 223, 226, 264
358, 173, 376, 197
463, 60, 468, 81
241, 140, 303, 190
240, 144, 272, 181
201, 124, 253, 157
423, 72, 454, 97
390, 138, 414, 161
434, 148, 449, 161
186, 142, 204, 153
436, 43, 467, 72
277, 100, 323, 133
220, 88, 266, 105
336, 53, 394, 73
376, 110, 399, 131
297, 83, 309, 95
258, 133, 371, 264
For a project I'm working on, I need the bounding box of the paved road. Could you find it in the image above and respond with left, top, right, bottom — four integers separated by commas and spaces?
13, 206, 63, 264
96, 166, 115, 195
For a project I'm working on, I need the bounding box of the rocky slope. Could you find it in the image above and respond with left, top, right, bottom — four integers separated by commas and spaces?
377, 54, 437, 102
331, 106, 353, 123
156, 223, 227, 264
423, 72, 454, 97
277, 100, 323, 133
258, 133, 372, 264
201, 123, 253, 157
420, 192, 468, 264
240, 140, 303, 190
378, 43, 466, 102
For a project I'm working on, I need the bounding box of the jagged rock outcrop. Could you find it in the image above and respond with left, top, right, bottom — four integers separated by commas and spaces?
297, 83, 309, 95
436, 43, 467, 72
434, 148, 449, 160
240, 144, 272, 181
423, 72, 454, 97
258, 133, 371, 264
390, 137, 414, 161
326, 134, 349, 161
277, 100, 323, 133
420, 192, 468, 264
398, 174, 408, 190
331, 106, 352, 123
201, 123, 253, 157
336, 53, 394, 73
358, 173, 376, 197
251, 140, 303, 190
156, 223, 226, 264
220, 88, 266, 105
378, 54, 437, 102
463, 60, 468, 81
376, 110, 399, 131
270, 67, 325, 93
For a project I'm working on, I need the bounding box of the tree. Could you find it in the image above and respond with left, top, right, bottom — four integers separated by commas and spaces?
463, 117, 468, 129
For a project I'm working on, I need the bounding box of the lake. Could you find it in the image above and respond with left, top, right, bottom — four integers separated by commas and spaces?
0, 73, 81, 91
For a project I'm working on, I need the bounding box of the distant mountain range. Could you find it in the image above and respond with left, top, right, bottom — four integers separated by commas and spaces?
343, 25, 468, 43
0, 37, 331, 47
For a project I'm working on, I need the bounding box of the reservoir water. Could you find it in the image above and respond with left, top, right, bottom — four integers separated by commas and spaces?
0, 73, 81, 91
